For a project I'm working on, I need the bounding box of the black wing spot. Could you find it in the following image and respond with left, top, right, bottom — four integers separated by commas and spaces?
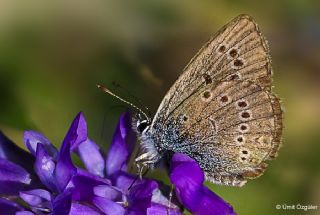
203, 74, 212, 85
234, 59, 244, 67
218, 45, 226, 52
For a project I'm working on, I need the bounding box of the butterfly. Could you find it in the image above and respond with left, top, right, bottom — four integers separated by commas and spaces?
99, 14, 283, 187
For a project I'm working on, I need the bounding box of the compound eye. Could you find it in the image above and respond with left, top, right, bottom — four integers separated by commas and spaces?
137, 120, 149, 133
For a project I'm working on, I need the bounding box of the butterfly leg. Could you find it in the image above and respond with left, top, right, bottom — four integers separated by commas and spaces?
167, 184, 175, 215
135, 151, 159, 169
136, 162, 145, 179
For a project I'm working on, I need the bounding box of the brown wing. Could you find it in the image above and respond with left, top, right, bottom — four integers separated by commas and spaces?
152, 14, 283, 186
171, 80, 282, 186
152, 14, 272, 125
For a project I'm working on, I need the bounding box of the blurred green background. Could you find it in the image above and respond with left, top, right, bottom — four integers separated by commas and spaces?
0, 0, 319, 214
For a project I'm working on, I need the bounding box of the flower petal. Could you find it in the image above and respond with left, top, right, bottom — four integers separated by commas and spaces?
170, 153, 203, 193
76, 139, 105, 177
130, 180, 158, 200
113, 171, 136, 190
66, 168, 111, 202
16, 211, 35, 215
106, 112, 136, 177
0, 131, 36, 178
170, 153, 236, 215
0, 198, 24, 214
93, 185, 123, 201
0, 158, 31, 194
69, 203, 101, 215
19, 189, 51, 207
34, 143, 58, 192
55, 112, 87, 192
93, 196, 125, 215
52, 190, 72, 215
68, 112, 88, 151
149, 187, 182, 215
24, 131, 58, 159
147, 203, 182, 215
127, 180, 158, 215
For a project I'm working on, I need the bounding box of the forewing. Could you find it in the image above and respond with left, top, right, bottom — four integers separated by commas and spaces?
152, 14, 272, 125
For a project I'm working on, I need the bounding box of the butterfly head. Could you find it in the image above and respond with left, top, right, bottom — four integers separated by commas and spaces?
96, 83, 152, 134
136, 113, 151, 133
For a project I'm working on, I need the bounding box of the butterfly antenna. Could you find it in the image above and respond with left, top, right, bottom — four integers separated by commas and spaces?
112, 81, 152, 118
96, 83, 150, 121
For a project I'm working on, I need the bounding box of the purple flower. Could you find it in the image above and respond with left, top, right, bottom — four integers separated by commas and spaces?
0, 112, 236, 215
0, 112, 182, 214
170, 153, 236, 215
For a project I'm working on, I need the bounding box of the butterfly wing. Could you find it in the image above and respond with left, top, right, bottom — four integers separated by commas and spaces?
167, 80, 282, 186
153, 14, 272, 124
151, 14, 283, 186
